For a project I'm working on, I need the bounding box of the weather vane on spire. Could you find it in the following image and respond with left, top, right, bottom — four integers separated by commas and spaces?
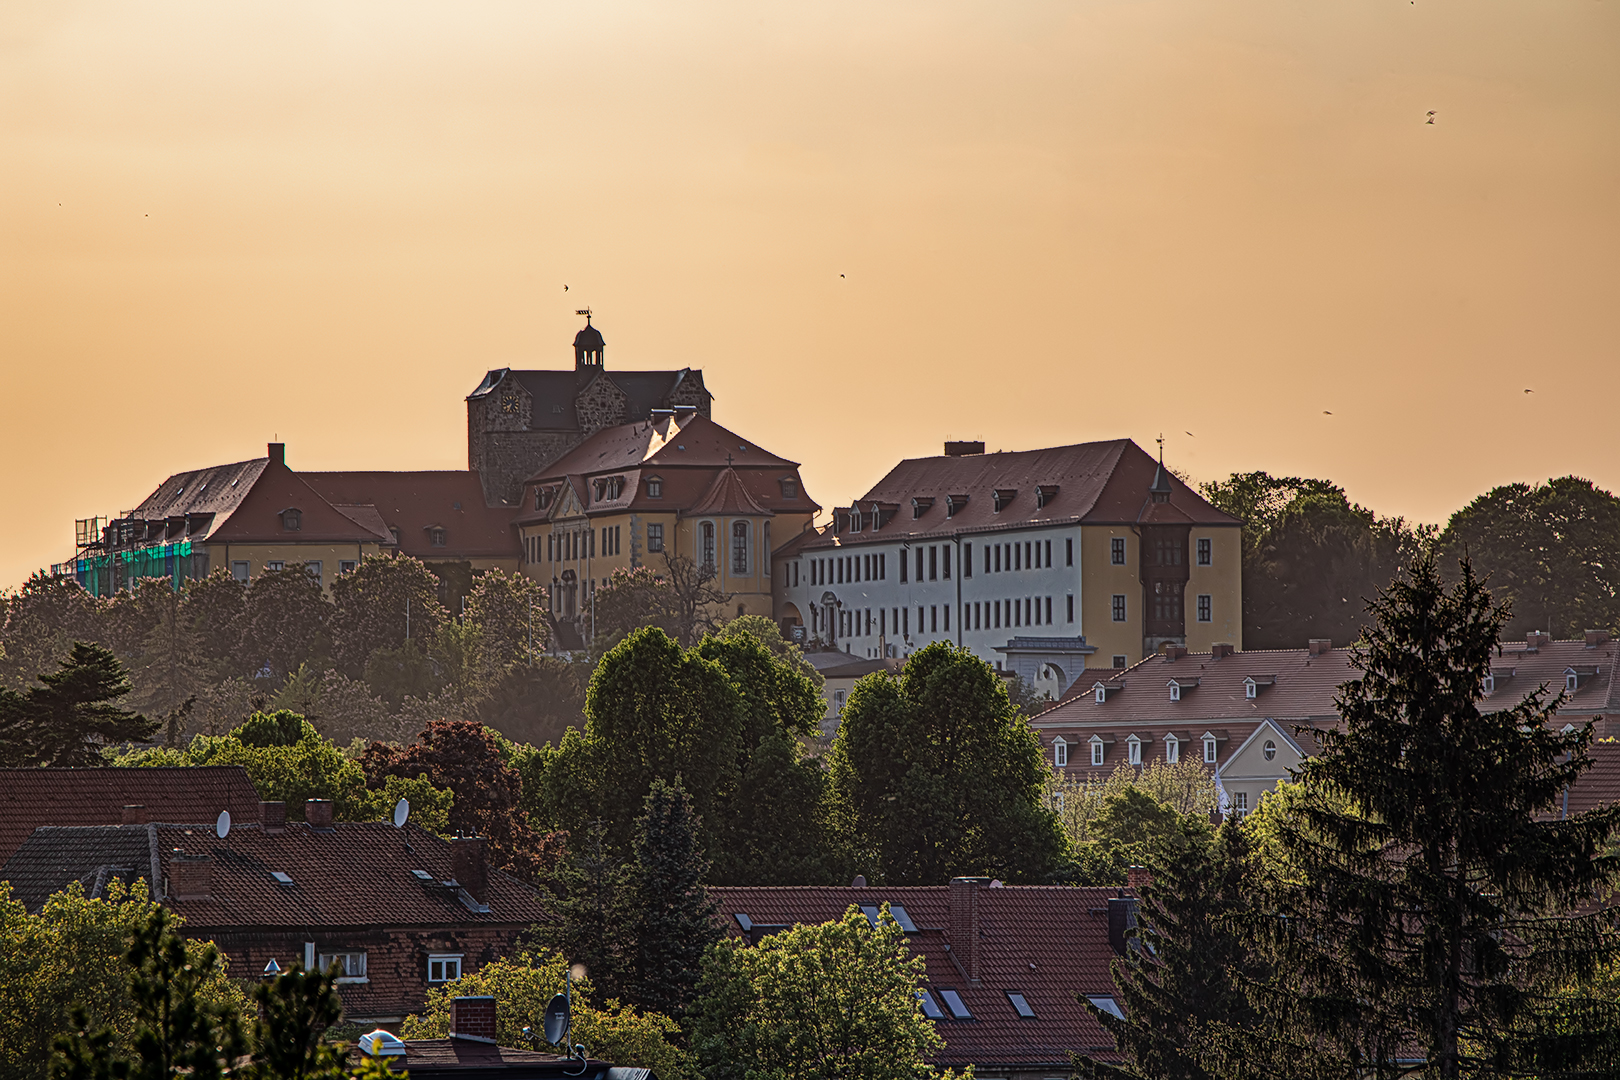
1156, 433, 1165, 462
576, 308, 592, 324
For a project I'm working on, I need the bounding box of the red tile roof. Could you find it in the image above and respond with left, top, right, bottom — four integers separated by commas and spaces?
0, 767, 262, 864
684, 467, 773, 518
301, 472, 520, 560
708, 883, 1124, 1068
805, 439, 1237, 549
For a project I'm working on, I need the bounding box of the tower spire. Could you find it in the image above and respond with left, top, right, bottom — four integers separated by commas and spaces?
572, 310, 604, 368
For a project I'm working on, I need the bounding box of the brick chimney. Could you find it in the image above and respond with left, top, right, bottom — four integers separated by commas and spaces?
1586, 630, 1610, 648
450, 837, 489, 906
120, 805, 147, 825
1527, 631, 1550, 652
1211, 643, 1234, 660
268, 442, 285, 467
1308, 638, 1332, 656
1126, 865, 1153, 891
304, 799, 334, 829
449, 996, 498, 1043
1162, 643, 1188, 660
944, 440, 986, 457
262, 801, 286, 835
168, 852, 212, 900
949, 877, 988, 986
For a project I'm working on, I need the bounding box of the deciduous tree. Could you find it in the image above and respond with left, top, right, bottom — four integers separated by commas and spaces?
328, 555, 445, 676
244, 566, 331, 682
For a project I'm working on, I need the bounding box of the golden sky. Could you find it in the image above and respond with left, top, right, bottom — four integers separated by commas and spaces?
3, 0, 1617, 587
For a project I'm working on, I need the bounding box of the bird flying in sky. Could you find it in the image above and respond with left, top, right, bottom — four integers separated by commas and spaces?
563, 284, 569, 291
1323, 410, 1333, 415
1426, 111, 1436, 124
1524, 388, 1534, 393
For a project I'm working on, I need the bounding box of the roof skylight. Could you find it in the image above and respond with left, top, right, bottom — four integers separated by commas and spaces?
1007, 992, 1036, 1019
939, 990, 973, 1020
270, 871, 294, 886
1087, 995, 1125, 1019
411, 869, 435, 882
888, 904, 919, 932
917, 990, 945, 1020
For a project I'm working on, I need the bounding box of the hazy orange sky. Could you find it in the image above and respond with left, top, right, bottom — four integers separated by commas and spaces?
3, 0, 1617, 588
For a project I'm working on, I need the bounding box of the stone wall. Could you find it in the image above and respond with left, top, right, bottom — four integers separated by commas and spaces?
475, 430, 581, 507
573, 373, 629, 436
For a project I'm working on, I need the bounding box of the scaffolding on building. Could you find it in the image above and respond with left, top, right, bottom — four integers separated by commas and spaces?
47, 515, 210, 597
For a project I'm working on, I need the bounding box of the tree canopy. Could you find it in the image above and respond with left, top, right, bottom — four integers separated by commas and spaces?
0, 642, 156, 767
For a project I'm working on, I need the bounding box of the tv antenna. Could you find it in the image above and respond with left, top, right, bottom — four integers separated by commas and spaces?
576, 308, 593, 323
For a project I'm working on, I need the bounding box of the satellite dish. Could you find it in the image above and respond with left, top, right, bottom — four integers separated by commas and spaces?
216, 810, 231, 839
393, 799, 410, 829
542, 992, 570, 1046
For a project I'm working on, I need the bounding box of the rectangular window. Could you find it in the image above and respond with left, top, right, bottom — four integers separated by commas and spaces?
985, 545, 992, 573
1025, 541, 1032, 569
901, 551, 908, 583
918, 607, 925, 635
305, 561, 322, 582
1112, 595, 1126, 622
880, 609, 886, 636
1166, 739, 1180, 764
590, 530, 596, 558
428, 954, 463, 983
1053, 741, 1067, 767
1233, 792, 1248, 819
837, 559, 843, 584
916, 548, 925, 581
648, 524, 665, 552
318, 951, 368, 982
942, 546, 951, 579
1014, 543, 1021, 571
931, 606, 938, 632
1044, 540, 1051, 567
231, 561, 250, 582
880, 553, 886, 579
340, 560, 356, 575
1197, 594, 1212, 622
1197, 538, 1212, 566
939, 989, 973, 1020
1022, 597, 1029, 625
994, 545, 1002, 573
993, 601, 1001, 629
266, 561, 285, 572
964, 544, 973, 578
944, 605, 950, 631
929, 546, 938, 581
1204, 738, 1217, 764
903, 608, 909, 635
1066, 537, 1074, 566
1113, 654, 1127, 668
1091, 741, 1105, 766
1111, 537, 1126, 565
1128, 740, 1142, 766
1066, 595, 1074, 622
1045, 596, 1052, 623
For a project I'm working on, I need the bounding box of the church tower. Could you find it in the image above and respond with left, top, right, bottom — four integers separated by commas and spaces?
573, 309, 604, 368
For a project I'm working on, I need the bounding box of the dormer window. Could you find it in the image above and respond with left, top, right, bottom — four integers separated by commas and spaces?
1052, 738, 1068, 767
429, 527, 447, 548
780, 478, 798, 499
1168, 678, 1198, 702
1090, 735, 1107, 766
946, 494, 969, 517
1164, 734, 1181, 764
1036, 484, 1059, 509
911, 497, 935, 519
280, 508, 302, 532
993, 488, 1017, 512
1126, 734, 1143, 765
1093, 680, 1123, 704
1244, 675, 1276, 699
646, 477, 663, 499
1483, 674, 1495, 694
1566, 666, 1598, 692
1203, 734, 1218, 763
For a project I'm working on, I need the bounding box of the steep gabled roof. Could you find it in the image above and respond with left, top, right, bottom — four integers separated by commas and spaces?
128, 458, 269, 542
684, 467, 773, 518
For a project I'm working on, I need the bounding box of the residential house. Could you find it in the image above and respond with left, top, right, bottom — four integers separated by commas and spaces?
515, 412, 818, 648
1, 799, 547, 1025
466, 314, 712, 507
357, 997, 649, 1078
773, 439, 1242, 694
1033, 631, 1620, 817
0, 766, 262, 865
709, 876, 1131, 1080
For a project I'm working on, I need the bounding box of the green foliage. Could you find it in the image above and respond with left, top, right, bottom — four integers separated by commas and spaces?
1438, 475, 1620, 640
181, 570, 248, 680
0, 879, 250, 1080
0, 642, 156, 767
689, 906, 966, 1080
401, 949, 694, 1080
0, 573, 105, 693
1073, 822, 1255, 1080
329, 555, 446, 676
51, 905, 247, 1080
1200, 471, 1430, 651
248, 963, 347, 1080
474, 657, 588, 749
1052, 760, 1218, 846
621, 780, 722, 1020
532, 819, 631, 1003
235, 707, 307, 747
828, 641, 1066, 884
1244, 556, 1620, 1077
108, 713, 453, 831
591, 566, 675, 654
243, 566, 332, 682
362, 639, 440, 709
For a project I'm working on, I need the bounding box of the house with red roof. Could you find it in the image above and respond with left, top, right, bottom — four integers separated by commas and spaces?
516, 411, 819, 648
1, 798, 547, 1025
709, 876, 1131, 1080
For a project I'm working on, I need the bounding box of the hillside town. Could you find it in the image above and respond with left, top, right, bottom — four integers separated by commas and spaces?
5, 317, 1620, 1079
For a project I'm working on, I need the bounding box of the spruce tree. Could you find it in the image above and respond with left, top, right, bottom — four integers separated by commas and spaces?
0, 642, 157, 766
1073, 818, 1255, 1080
623, 779, 721, 1020
1246, 555, 1620, 1078
533, 818, 632, 1003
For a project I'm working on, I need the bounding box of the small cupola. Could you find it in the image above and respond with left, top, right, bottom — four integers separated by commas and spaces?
573, 309, 605, 367
1149, 459, 1172, 505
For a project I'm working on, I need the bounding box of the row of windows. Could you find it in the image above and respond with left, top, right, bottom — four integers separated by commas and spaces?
813, 552, 888, 586
698, 520, 767, 575
308, 948, 463, 985
539, 474, 800, 510
1110, 536, 1215, 566
231, 559, 357, 583
1109, 594, 1215, 623
1053, 733, 1226, 768
976, 538, 1066, 575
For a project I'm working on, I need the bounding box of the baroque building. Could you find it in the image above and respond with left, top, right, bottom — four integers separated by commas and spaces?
466, 315, 712, 507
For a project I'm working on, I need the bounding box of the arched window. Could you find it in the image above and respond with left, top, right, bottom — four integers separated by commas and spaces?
732, 521, 750, 574
701, 522, 716, 572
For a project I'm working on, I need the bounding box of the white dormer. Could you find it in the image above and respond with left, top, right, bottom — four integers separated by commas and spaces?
1089, 734, 1109, 766
1202, 731, 1219, 763
1052, 737, 1068, 768
1244, 675, 1277, 700
1565, 665, 1599, 692
1163, 732, 1183, 764
1126, 733, 1143, 765
1093, 680, 1124, 704
1168, 677, 1199, 702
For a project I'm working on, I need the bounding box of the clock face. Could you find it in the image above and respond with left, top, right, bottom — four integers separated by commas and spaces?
500, 390, 521, 415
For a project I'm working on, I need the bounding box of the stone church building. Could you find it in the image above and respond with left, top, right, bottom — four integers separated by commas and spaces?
466, 316, 712, 506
